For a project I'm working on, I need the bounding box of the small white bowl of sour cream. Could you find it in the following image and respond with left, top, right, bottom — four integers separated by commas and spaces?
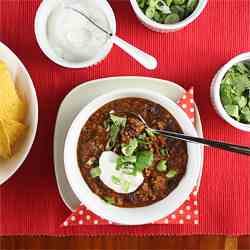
35, 0, 116, 68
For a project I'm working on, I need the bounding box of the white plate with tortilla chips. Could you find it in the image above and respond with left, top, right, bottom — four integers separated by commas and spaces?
0, 42, 38, 185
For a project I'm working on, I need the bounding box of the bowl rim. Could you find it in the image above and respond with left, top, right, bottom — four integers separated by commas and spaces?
129, 0, 208, 31
64, 88, 202, 225
211, 52, 250, 132
0, 41, 39, 185
34, 0, 116, 69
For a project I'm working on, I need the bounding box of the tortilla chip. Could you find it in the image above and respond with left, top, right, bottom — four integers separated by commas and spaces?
0, 120, 11, 159
2, 119, 26, 148
0, 60, 26, 122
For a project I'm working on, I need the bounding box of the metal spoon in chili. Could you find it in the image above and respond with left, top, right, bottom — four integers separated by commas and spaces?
115, 111, 250, 156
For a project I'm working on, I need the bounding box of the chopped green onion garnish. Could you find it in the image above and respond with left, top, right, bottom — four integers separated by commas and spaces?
105, 114, 127, 150
156, 160, 168, 172
160, 148, 168, 156
111, 175, 121, 185
110, 114, 127, 127
121, 138, 138, 156
90, 167, 101, 178
145, 128, 158, 137
166, 169, 178, 178
122, 180, 130, 192
104, 196, 115, 205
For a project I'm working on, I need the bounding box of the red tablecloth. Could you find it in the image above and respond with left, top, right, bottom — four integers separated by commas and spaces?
0, 0, 250, 236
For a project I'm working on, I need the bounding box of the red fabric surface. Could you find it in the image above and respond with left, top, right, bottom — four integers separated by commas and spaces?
0, 0, 250, 236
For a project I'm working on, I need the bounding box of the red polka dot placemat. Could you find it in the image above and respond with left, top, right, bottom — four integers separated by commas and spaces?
62, 88, 200, 227
1, 0, 250, 236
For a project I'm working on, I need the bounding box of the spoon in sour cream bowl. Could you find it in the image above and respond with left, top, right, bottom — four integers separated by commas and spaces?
66, 7, 158, 70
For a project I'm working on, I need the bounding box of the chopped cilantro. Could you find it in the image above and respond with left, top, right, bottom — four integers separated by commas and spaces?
135, 151, 154, 172
121, 138, 138, 156
220, 62, 250, 123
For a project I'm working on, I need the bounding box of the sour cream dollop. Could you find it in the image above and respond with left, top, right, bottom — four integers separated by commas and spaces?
47, 0, 110, 62
99, 151, 144, 194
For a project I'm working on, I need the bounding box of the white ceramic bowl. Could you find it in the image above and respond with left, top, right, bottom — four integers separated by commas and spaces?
34, 0, 116, 68
0, 42, 38, 185
64, 88, 202, 225
211, 52, 250, 132
130, 0, 208, 32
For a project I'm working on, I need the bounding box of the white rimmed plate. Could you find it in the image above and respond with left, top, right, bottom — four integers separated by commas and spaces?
54, 76, 203, 211
0, 42, 38, 185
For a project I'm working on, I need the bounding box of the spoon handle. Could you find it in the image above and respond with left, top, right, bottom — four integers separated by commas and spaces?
111, 35, 157, 70
156, 129, 250, 155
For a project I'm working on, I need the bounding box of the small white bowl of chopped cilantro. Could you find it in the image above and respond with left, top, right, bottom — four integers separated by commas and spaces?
130, 0, 207, 32
211, 52, 250, 132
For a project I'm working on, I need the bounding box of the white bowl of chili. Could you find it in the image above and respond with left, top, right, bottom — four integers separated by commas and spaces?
64, 88, 202, 225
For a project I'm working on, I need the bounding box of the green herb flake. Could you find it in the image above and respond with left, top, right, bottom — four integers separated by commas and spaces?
104, 196, 115, 205
145, 128, 159, 137
90, 167, 101, 178
117, 155, 137, 168
110, 114, 127, 128
145, 6, 155, 18
160, 148, 168, 156
166, 169, 178, 178
164, 13, 180, 24
121, 138, 138, 156
173, 0, 186, 5
105, 114, 127, 150
135, 151, 154, 172
224, 105, 239, 120
111, 175, 121, 185
122, 180, 130, 192
156, 160, 168, 172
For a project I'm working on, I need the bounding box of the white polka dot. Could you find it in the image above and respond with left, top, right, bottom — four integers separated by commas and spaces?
71, 216, 76, 221
78, 210, 84, 215
79, 220, 83, 225
186, 206, 191, 210
63, 221, 68, 226
164, 218, 169, 224
186, 215, 191, 220
193, 200, 198, 206
179, 219, 184, 224
94, 220, 99, 224
179, 209, 184, 215
194, 219, 199, 225
193, 190, 198, 196
189, 89, 194, 95
190, 108, 194, 113
194, 210, 199, 215
182, 104, 187, 109
190, 99, 194, 104
108, 221, 113, 224
171, 214, 176, 219
182, 95, 187, 99
86, 215, 91, 220
190, 118, 194, 122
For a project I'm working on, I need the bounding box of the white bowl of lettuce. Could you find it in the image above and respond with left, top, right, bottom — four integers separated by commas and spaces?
211, 52, 250, 132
